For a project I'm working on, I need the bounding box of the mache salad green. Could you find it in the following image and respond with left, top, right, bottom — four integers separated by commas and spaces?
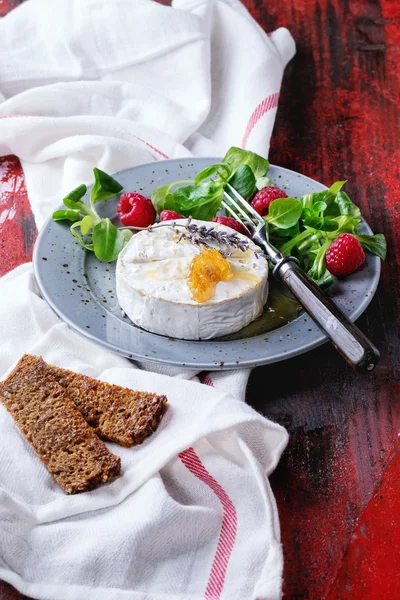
52, 147, 386, 287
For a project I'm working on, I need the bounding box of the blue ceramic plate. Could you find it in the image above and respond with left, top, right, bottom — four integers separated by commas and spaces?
33, 158, 380, 370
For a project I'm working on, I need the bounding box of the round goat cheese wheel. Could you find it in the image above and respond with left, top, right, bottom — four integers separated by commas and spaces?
116, 219, 269, 340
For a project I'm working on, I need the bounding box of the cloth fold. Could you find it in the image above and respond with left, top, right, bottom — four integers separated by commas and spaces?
0, 1, 295, 598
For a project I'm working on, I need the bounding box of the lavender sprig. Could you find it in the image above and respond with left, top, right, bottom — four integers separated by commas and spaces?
150, 217, 268, 259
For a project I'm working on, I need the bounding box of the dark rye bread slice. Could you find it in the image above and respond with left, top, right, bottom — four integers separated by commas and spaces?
47, 361, 168, 447
0, 355, 121, 494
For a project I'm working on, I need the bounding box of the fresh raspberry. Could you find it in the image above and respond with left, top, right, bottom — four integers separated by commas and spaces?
325, 234, 365, 277
211, 216, 249, 237
117, 193, 156, 227
251, 186, 288, 216
160, 210, 184, 221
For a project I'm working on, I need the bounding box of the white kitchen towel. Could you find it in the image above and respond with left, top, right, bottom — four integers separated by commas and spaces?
0, 265, 289, 600
0, 0, 295, 598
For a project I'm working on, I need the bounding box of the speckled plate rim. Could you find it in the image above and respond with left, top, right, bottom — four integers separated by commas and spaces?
33, 159, 381, 370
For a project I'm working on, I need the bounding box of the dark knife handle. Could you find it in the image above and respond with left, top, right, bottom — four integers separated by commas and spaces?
277, 260, 380, 372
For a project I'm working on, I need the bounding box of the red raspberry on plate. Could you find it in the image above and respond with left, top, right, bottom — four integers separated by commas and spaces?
251, 186, 288, 216
117, 193, 156, 227
160, 210, 184, 221
325, 233, 365, 277
211, 216, 249, 236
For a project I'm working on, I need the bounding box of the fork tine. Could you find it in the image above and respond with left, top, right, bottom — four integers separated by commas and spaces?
221, 200, 253, 236
226, 183, 264, 224
222, 193, 255, 228
224, 192, 254, 227
222, 189, 264, 237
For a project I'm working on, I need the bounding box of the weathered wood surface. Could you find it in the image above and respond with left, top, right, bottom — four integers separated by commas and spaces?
0, 0, 399, 598
247, 0, 400, 597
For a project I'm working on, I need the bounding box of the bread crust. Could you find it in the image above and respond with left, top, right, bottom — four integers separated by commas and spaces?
48, 363, 167, 447
0, 355, 121, 494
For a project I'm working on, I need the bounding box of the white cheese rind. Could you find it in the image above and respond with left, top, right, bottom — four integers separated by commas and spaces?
116, 219, 269, 340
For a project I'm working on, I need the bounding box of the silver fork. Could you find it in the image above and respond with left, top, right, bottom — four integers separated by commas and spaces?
222, 183, 380, 372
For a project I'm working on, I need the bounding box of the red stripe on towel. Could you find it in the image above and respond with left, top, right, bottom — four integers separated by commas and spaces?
0, 117, 170, 160
134, 135, 169, 159
179, 447, 238, 600
242, 92, 280, 149
198, 373, 214, 387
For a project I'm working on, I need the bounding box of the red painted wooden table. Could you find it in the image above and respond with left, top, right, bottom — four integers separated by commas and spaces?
1, 0, 399, 598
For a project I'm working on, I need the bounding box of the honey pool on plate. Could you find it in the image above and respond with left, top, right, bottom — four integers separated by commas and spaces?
217, 282, 301, 341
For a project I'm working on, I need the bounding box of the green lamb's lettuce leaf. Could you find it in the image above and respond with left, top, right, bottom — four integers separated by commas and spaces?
307, 239, 331, 280
305, 238, 334, 288
329, 180, 347, 195
195, 164, 231, 185
91, 168, 123, 205
121, 228, 134, 244
256, 176, 274, 190
300, 193, 314, 209
310, 270, 334, 289
335, 191, 361, 217
151, 180, 193, 214
165, 182, 224, 221
80, 215, 93, 235
62, 197, 92, 216
355, 233, 387, 260
312, 200, 328, 214
64, 184, 87, 204
152, 147, 269, 224
54, 168, 130, 262
319, 181, 347, 207
228, 164, 256, 200
269, 223, 301, 240
61, 184, 93, 217
279, 228, 326, 261
92, 218, 125, 262
265, 198, 303, 229
330, 215, 361, 235
222, 147, 270, 179
302, 214, 339, 231
301, 181, 346, 214
70, 221, 95, 251
52, 209, 82, 222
